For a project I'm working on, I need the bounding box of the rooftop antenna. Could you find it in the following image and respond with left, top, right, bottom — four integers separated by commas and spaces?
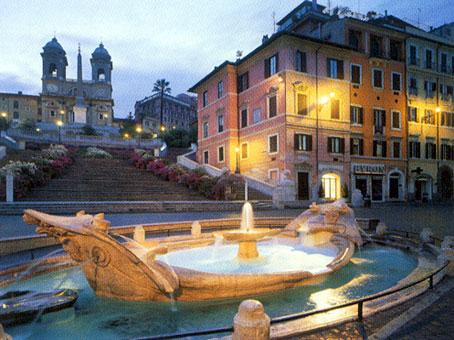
327, 0, 331, 14
53, 30, 56, 38
417, 8, 421, 28
236, 50, 243, 61
272, 11, 276, 33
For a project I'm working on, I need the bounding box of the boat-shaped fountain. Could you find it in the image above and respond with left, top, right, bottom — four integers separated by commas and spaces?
22, 201, 363, 302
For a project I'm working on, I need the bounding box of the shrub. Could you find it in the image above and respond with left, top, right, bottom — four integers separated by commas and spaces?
341, 182, 349, 198
42, 144, 68, 160
81, 125, 98, 136
85, 147, 112, 159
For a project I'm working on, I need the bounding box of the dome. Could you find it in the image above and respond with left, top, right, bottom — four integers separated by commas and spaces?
43, 37, 65, 53
92, 43, 111, 60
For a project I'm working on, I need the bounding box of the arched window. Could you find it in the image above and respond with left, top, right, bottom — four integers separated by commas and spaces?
97, 69, 106, 81
49, 63, 57, 77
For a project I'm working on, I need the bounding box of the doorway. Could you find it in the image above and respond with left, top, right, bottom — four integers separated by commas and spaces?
298, 172, 310, 200
389, 173, 400, 200
322, 173, 340, 200
371, 176, 383, 201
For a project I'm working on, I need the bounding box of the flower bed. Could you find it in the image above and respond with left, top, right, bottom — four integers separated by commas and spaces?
130, 150, 244, 200
0, 144, 77, 199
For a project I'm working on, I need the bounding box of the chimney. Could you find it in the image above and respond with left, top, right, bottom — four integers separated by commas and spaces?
262, 35, 269, 44
312, 0, 317, 11
18, 91, 22, 95
384, 10, 388, 17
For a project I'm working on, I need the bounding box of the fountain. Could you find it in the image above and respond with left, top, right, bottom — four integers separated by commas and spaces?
21, 201, 363, 302
221, 203, 280, 259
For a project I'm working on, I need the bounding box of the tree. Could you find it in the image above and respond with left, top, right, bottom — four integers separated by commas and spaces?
81, 124, 98, 136
160, 128, 191, 148
152, 79, 171, 131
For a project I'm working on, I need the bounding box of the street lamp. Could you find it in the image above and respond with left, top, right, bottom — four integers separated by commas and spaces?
56, 120, 63, 144
136, 126, 142, 147
235, 146, 240, 174
160, 125, 166, 132
1, 112, 7, 118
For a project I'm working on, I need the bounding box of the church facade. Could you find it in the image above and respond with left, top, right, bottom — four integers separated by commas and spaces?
40, 38, 114, 128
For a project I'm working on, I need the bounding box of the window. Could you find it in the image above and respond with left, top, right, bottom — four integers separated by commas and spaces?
409, 45, 417, 65
425, 141, 437, 159
327, 137, 344, 154
268, 134, 278, 154
350, 106, 364, 125
49, 63, 57, 77
217, 115, 224, 133
348, 30, 361, 50
238, 72, 249, 92
372, 69, 383, 88
13, 101, 19, 109
294, 134, 312, 151
424, 110, 435, 125
97, 69, 106, 81
370, 35, 383, 58
268, 94, 277, 118
424, 81, 436, 98
265, 54, 278, 78
269, 169, 279, 183
203, 150, 209, 164
391, 111, 401, 129
295, 50, 307, 72
392, 141, 401, 158
392, 72, 402, 91
425, 49, 433, 69
50, 110, 56, 117
202, 91, 208, 107
99, 113, 104, 120
441, 143, 452, 160
373, 109, 386, 133
331, 99, 340, 120
297, 93, 307, 116
253, 108, 262, 124
373, 140, 387, 157
217, 81, 224, 98
218, 146, 224, 163
441, 112, 454, 127
13, 111, 19, 119
202, 121, 208, 138
351, 64, 362, 85
241, 108, 248, 128
441, 53, 448, 73
350, 138, 364, 156
408, 107, 418, 122
409, 141, 421, 158
409, 77, 418, 95
390, 40, 402, 61
327, 58, 344, 79
241, 143, 248, 159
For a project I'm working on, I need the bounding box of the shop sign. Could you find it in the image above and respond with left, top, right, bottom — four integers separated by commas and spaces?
352, 163, 385, 174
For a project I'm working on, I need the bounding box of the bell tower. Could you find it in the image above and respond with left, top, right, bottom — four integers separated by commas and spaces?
90, 43, 113, 83
41, 37, 68, 93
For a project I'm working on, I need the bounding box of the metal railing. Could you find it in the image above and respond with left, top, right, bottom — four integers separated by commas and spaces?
136, 230, 449, 340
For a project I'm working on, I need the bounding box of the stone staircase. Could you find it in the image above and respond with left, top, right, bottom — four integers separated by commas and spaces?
21, 157, 208, 202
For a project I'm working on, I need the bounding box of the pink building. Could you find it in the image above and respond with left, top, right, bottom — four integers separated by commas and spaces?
190, 33, 354, 201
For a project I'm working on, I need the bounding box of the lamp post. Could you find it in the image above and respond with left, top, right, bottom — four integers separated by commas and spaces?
56, 120, 63, 144
235, 146, 240, 174
136, 126, 142, 147
0, 112, 7, 134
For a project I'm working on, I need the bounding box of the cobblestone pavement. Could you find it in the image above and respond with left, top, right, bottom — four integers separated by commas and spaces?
289, 277, 454, 340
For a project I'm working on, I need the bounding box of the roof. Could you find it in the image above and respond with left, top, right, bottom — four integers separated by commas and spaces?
43, 37, 65, 53
92, 43, 111, 59
188, 31, 354, 93
277, 1, 326, 26
135, 92, 193, 108
0, 92, 39, 99
368, 15, 417, 31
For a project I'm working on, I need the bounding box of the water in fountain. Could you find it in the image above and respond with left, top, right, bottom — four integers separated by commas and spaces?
110, 232, 150, 261
240, 202, 254, 231
210, 234, 224, 262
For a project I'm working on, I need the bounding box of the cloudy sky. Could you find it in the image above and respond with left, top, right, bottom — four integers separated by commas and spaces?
0, 0, 452, 118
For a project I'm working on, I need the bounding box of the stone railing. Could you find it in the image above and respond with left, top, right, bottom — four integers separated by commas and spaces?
243, 174, 275, 197
7, 129, 164, 150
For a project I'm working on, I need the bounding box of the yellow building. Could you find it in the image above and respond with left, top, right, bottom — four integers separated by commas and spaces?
0, 92, 39, 127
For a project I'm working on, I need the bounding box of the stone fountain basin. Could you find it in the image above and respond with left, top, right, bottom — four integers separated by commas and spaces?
221, 228, 281, 242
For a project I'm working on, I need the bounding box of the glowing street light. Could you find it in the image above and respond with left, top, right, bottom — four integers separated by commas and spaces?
329, 92, 336, 98
136, 126, 142, 147
1, 112, 7, 118
160, 125, 166, 132
436, 107, 441, 113
123, 133, 130, 139
36, 128, 41, 133
319, 96, 330, 106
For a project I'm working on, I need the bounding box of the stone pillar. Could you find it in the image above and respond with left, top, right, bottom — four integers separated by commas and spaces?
133, 225, 145, 243
233, 300, 270, 340
6, 173, 13, 203
272, 170, 296, 209
191, 221, 201, 238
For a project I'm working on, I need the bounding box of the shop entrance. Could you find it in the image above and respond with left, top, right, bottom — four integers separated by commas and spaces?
389, 173, 400, 200
371, 176, 383, 201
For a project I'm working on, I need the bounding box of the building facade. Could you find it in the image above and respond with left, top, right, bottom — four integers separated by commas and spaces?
190, 0, 454, 202
0, 92, 39, 127
40, 38, 114, 128
134, 93, 196, 134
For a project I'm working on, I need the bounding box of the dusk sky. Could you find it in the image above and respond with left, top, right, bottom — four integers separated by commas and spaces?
0, 0, 453, 118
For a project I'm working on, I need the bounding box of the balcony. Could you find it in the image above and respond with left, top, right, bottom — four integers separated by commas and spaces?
424, 62, 437, 70
439, 65, 453, 74
425, 91, 435, 99
374, 125, 384, 135
441, 94, 453, 102
370, 49, 385, 59
409, 87, 418, 96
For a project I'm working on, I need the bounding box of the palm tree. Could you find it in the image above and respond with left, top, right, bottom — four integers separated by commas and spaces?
152, 79, 171, 131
